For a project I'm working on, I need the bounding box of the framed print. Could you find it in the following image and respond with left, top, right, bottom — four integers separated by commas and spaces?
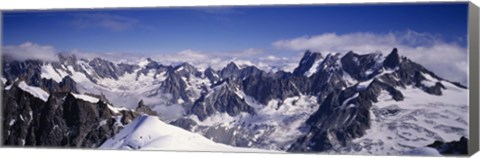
1, 1, 479, 157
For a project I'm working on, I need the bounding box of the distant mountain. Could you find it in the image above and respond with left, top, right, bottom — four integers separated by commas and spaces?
1, 48, 468, 155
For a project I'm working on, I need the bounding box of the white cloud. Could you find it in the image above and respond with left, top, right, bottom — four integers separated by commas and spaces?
152, 49, 218, 71
3, 41, 281, 73
2, 42, 59, 62
151, 48, 267, 71
272, 31, 468, 84
65, 48, 253, 71
70, 49, 144, 64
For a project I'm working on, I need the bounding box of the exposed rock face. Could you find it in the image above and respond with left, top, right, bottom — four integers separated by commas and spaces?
242, 74, 302, 105
220, 62, 241, 79
174, 63, 202, 77
88, 58, 122, 80
427, 137, 468, 155
2, 81, 153, 148
341, 51, 383, 81
293, 50, 323, 76
204, 67, 220, 84
58, 76, 78, 92
383, 48, 400, 69
160, 71, 189, 103
190, 79, 255, 121
170, 117, 198, 131
135, 100, 158, 116
2, 82, 46, 146
2, 59, 44, 88
307, 53, 348, 102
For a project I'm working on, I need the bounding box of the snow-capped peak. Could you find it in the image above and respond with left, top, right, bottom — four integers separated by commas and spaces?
138, 58, 156, 68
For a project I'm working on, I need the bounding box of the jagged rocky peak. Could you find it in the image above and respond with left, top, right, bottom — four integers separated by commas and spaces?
220, 62, 265, 81
204, 67, 220, 83
87, 57, 122, 79
58, 53, 78, 65
2, 82, 145, 147
145, 57, 155, 63
224, 62, 240, 72
293, 50, 323, 76
382, 48, 468, 93
135, 57, 156, 69
136, 59, 169, 78
175, 62, 196, 71
383, 48, 400, 69
88, 57, 115, 67
143, 58, 161, 69
318, 52, 342, 72
189, 78, 255, 121
341, 51, 384, 81
174, 62, 201, 77
55, 76, 78, 92
117, 63, 139, 75
220, 62, 241, 78
160, 70, 190, 103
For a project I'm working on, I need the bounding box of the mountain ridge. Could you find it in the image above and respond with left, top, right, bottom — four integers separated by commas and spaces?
2, 48, 468, 155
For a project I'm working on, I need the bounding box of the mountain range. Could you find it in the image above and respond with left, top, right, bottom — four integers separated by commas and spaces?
1, 48, 469, 155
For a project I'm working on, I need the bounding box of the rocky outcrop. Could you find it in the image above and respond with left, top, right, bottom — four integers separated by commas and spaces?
383, 48, 400, 69
88, 58, 122, 80
341, 51, 383, 81
427, 137, 468, 155
204, 67, 220, 84
242, 74, 302, 105
135, 100, 158, 116
293, 50, 323, 76
2, 82, 154, 148
2, 82, 46, 146
160, 71, 189, 103
220, 62, 241, 79
189, 79, 255, 121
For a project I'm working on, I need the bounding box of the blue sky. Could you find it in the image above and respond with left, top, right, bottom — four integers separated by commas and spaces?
1, 3, 470, 84
3, 3, 468, 54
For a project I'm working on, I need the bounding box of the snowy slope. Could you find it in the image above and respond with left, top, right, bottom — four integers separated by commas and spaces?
40, 64, 68, 82
18, 81, 49, 101
100, 115, 277, 152
305, 58, 322, 77
404, 147, 442, 156
71, 93, 100, 103
187, 94, 319, 150
341, 81, 468, 155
